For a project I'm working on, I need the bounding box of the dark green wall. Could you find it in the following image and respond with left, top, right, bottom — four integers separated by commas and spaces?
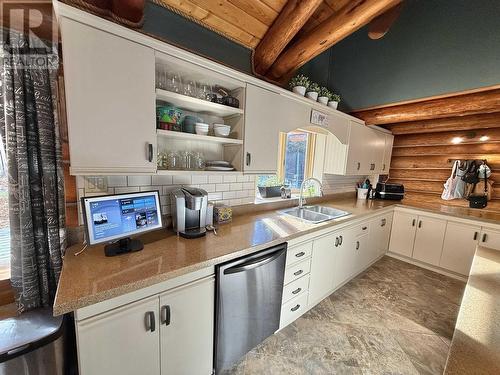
143, 1, 253, 74
301, 0, 500, 111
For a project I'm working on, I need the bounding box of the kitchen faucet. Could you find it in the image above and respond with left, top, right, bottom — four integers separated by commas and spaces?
298, 177, 323, 209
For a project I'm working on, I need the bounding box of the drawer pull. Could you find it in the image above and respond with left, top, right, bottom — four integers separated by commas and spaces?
473, 232, 478, 241
295, 251, 306, 258
482, 233, 487, 242
291, 304, 300, 312
381, 219, 386, 227
293, 270, 303, 277
362, 226, 367, 230
292, 287, 302, 295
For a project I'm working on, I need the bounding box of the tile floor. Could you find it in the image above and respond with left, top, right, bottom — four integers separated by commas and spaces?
224, 256, 466, 375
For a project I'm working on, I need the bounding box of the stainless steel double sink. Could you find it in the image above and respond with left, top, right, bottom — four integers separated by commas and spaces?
279, 205, 350, 224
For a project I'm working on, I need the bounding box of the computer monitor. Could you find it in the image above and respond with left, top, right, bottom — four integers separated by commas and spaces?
81, 191, 163, 256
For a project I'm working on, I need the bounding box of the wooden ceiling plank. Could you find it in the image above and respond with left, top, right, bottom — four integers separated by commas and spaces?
157, 0, 260, 47
353, 88, 500, 125
267, 0, 401, 80
382, 113, 500, 135
260, 0, 288, 13
181, 0, 269, 39
253, 0, 323, 75
227, 0, 279, 26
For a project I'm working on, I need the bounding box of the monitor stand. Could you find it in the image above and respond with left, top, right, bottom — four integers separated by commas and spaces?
104, 237, 144, 257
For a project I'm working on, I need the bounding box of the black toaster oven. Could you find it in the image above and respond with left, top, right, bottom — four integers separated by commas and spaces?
375, 182, 404, 200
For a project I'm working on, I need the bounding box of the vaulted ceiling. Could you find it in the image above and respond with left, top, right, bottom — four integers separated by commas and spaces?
154, 0, 402, 82
154, 0, 352, 49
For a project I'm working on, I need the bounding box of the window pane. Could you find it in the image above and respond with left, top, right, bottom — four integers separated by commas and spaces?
0, 142, 9, 280
284, 132, 308, 189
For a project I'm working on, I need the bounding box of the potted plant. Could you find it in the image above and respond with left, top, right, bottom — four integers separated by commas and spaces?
288, 74, 310, 96
305, 82, 320, 101
257, 176, 283, 198
328, 93, 341, 109
318, 87, 330, 105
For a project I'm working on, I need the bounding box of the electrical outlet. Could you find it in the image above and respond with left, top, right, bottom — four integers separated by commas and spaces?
85, 177, 108, 193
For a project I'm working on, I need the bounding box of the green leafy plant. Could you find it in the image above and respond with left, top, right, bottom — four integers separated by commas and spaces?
319, 86, 331, 98
288, 74, 310, 89
330, 93, 341, 102
307, 82, 320, 93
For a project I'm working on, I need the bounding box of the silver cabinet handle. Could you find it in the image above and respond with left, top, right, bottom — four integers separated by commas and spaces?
356, 241, 360, 250
418, 220, 422, 229
412, 219, 416, 227
293, 269, 303, 277
147, 143, 154, 162
295, 251, 305, 258
482, 233, 487, 243
381, 218, 386, 227
338, 235, 343, 245
291, 304, 300, 312
292, 287, 302, 295
334, 237, 339, 247
473, 232, 478, 241
161, 305, 171, 326
145, 311, 155, 332
246, 152, 251, 166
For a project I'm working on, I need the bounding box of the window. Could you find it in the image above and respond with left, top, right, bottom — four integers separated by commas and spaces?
257, 130, 320, 198
0, 139, 9, 281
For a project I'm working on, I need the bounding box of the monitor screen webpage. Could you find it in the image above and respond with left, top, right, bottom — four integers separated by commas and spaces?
82, 191, 162, 245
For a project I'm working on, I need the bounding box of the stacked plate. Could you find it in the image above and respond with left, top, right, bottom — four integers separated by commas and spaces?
205, 160, 235, 171
213, 123, 231, 138
195, 122, 209, 135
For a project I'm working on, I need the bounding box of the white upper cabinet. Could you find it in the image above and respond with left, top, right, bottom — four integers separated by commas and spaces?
61, 18, 156, 175
381, 133, 394, 173
243, 85, 309, 173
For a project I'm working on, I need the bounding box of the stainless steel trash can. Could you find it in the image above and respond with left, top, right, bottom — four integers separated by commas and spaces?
0, 307, 64, 375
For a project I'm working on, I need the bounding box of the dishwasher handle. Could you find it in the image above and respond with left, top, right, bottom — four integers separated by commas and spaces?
223, 249, 284, 275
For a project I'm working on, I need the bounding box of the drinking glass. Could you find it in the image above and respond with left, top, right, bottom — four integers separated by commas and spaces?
183, 80, 197, 97
166, 72, 182, 93
155, 65, 166, 89
166, 151, 179, 170
194, 152, 205, 170
198, 83, 212, 101
178, 151, 189, 170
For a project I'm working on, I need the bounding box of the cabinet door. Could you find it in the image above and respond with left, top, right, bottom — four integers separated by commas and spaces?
412, 216, 447, 266
369, 213, 393, 259
345, 122, 370, 174
381, 133, 394, 173
479, 228, 500, 250
309, 233, 338, 306
389, 211, 418, 257
370, 130, 386, 173
61, 18, 156, 175
160, 277, 214, 375
440, 222, 480, 275
333, 229, 356, 288
243, 84, 283, 173
77, 296, 160, 375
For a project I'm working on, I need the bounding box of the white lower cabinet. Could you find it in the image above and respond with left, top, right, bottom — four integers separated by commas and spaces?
77, 296, 161, 375
369, 213, 393, 259
389, 211, 418, 257
479, 228, 500, 250
439, 222, 481, 275
412, 216, 447, 266
159, 278, 214, 375
76, 277, 214, 375
308, 233, 338, 306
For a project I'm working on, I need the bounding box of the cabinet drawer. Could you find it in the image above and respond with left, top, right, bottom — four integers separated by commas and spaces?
479, 229, 500, 251
352, 223, 370, 238
284, 258, 311, 285
286, 241, 313, 267
280, 292, 308, 329
282, 274, 309, 304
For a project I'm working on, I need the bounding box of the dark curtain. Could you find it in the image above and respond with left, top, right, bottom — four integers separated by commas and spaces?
0, 28, 66, 313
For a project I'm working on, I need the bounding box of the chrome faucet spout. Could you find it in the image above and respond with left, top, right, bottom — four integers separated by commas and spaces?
298, 178, 323, 209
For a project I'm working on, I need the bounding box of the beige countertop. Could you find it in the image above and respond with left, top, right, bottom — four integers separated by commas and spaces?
53, 194, 500, 316
444, 246, 500, 374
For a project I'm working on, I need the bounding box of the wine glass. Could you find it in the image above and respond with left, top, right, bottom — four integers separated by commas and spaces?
198, 83, 212, 101
166, 72, 182, 93
183, 80, 197, 97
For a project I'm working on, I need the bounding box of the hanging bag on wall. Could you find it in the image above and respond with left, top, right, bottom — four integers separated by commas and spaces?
462, 160, 481, 184
453, 160, 468, 198
468, 171, 491, 208
441, 160, 460, 200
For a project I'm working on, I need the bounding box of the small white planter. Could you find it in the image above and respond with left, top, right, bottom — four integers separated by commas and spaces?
318, 96, 329, 105
292, 86, 307, 96
328, 101, 339, 109
305, 91, 319, 101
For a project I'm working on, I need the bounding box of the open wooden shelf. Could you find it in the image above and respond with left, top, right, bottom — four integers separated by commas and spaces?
156, 89, 244, 117
157, 169, 242, 175
157, 129, 243, 145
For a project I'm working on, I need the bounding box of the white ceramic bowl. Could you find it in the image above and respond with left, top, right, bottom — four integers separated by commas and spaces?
195, 122, 209, 135
195, 127, 209, 135
214, 127, 230, 137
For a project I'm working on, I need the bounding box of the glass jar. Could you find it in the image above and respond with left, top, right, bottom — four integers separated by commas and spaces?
166, 151, 179, 170
178, 151, 189, 170
157, 151, 167, 169
194, 152, 205, 170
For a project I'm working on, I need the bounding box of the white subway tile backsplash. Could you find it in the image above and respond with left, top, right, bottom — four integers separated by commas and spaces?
236, 175, 247, 183
115, 187, 139, 194
229, 198, 242, 206
127, 175, 152, 186
236, 190, 248, 198
192, 175, 208, 184
152, 175, 173, 185
208, 192, 223, 201
163, 185, 181, 195
216, 183, 230, 192
107, 176, 127, 187
173, 175, 191, 185
243, 182, 255, 190
199, 184, 216, 193
223, 175, 237, 183
208, 175, 223, 184
140, 186, 160, 192
223, 191, 237, 199
230, 182, 243, 191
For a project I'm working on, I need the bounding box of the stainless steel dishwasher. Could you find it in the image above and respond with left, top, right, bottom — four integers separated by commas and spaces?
215, 243, 287, 374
